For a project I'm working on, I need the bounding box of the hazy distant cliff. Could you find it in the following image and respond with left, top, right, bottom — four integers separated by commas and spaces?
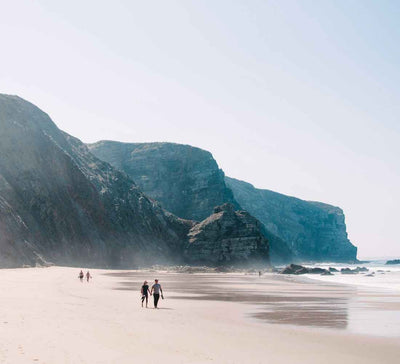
88, 141, 239, 221
225, 177, 357, 262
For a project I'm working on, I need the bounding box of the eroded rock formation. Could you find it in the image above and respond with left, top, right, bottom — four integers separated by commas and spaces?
184, 203, 269, 266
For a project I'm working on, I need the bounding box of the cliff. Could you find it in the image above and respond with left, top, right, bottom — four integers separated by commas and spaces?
0, 94, 355, 266
184, 203, 269, 266
225, 177, 357, 262
88, 141, 239, 221
0, 94, 271, 268
88, 141, 293, 263
0, 94, 191, 267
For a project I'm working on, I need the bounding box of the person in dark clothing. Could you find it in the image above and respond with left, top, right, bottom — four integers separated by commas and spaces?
141, 280, 150, 308
151, 279, 163, 309
78, 270, 84, 282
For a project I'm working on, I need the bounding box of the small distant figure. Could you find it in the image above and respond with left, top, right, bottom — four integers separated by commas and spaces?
141, 280, 150, 308
151, 279, 163, 309
86, 271, 92, 282
78, 270, 84, 282
258, 271, 262, 277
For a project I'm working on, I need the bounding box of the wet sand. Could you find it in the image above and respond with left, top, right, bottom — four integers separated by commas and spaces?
0, 267, 399, 363
111, 270, 400, 335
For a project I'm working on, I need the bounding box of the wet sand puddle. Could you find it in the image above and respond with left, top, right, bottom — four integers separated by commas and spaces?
105, 272, 400, 337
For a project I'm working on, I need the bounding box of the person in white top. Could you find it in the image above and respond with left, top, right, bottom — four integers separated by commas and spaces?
151, 279, 163, 309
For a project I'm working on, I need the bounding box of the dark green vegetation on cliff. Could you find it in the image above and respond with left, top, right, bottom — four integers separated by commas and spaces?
225, 177, 357, 262
0, 95, 270, 268
88, 141, 239, 221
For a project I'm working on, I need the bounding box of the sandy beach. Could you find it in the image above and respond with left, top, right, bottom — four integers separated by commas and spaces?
0, 267, 399, 364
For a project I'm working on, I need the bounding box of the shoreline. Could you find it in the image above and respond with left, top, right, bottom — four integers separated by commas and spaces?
0, 266, 399, 363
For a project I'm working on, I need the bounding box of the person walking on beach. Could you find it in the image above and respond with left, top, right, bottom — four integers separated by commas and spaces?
141, 280, 150, 308
86, 271, 92, 282
151, 279, 163, 309
78, 270, 84, 282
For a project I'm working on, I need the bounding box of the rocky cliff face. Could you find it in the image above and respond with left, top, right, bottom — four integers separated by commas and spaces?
0, 94, 355, 266
0, 94, 270, 268
0, 95, 192, 267
88, 141, 239, 221
184, 203, 270, 266
225, 177, 357, 262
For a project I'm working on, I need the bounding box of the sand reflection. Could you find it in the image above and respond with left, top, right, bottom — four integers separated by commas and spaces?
107, 272, 352, 330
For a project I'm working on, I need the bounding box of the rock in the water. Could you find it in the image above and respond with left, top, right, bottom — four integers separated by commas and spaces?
308, 267, 328, 274
184, 203, 270, 266
329, 267, 339, 272
280, 264, 329, 275
340, 266, 369, 275
295, 266, 310, 274
225, 177, 357, 263
280, 264, 304, 274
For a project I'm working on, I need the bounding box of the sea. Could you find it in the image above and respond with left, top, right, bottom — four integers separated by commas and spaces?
301, 259, 400, 292
274, 259, 400, 337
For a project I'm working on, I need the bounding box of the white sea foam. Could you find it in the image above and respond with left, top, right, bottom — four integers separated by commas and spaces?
303, 261, 400, 292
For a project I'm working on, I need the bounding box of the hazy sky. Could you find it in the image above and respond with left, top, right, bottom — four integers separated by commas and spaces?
1, 0, 399, 258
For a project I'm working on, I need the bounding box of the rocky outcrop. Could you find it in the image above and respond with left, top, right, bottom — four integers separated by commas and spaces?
225, 177, 357, 263
280, 264, 329, 275
184, 203, 270, 266
88, 141, 239, 221
340, 267, 369, 274
386, 259, 400, 265
0, 94, 192, 268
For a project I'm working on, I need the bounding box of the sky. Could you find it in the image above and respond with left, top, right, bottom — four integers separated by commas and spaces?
0, 0, 399, 258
